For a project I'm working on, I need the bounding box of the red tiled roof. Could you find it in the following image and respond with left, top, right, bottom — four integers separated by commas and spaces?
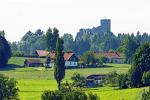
36, 50, 49, 57
64, 53, 74, 61
48, 52, 75, 61
96, 51, 124, 59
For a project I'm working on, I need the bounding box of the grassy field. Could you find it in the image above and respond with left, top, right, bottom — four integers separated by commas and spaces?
0, 57, 147, 100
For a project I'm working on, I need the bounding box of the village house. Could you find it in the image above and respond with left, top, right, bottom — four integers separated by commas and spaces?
24, 59, 43, 67
35, 50, 49, 58
95, 51, 125, 64
48, 51, 79, 68
86, 74, 107, 87
35, 50, 78, 68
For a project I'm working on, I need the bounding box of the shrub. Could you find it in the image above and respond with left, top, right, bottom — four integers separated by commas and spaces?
142, 71, 150, 86
12, 51, 24, 57
141, 87, 150, 100
0, 74, 19, 100
118, 74, 128, 89
88, 92, 100, 100
41, 90, 88, 100
71, 73, 86, 88
105, 71, 118, 87
41, 90, 62, 100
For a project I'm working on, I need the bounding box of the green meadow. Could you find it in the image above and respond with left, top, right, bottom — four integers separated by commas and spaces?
0, 57, 147, 100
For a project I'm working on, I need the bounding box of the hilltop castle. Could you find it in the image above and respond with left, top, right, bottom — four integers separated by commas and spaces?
76, 19, 111, 38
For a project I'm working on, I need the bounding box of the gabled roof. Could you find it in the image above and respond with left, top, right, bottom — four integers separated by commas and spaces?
86, 74, 107, 80
36, 50, 49, 57
95, 51, 124, 59
48, 52, 77, 61
64, 53, 74, 61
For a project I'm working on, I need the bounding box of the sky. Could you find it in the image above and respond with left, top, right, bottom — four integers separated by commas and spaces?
0, 0, 150, 42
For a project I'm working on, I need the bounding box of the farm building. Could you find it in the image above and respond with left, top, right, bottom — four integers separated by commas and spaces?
47, 51, 78, 68
95, 51, 125, 63
24, 59, 43, 67
86, 74, 107, 87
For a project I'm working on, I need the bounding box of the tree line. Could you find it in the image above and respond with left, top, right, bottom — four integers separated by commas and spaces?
9, 27, 150, 64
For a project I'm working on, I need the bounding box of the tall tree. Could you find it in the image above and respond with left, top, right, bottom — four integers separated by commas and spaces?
128, 42, 150, 87
52, 28, 59, 51
118, 35, 139, 63
46, 27, 59, 51
46, 28, 53, 51
62, 33, 75, 51
0, 35, 11, 67
54, 38, 65, 90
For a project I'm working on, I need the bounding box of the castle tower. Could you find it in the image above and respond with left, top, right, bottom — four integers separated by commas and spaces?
100, 19, 111, 33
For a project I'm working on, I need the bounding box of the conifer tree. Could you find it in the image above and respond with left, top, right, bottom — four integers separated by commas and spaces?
54, 38, 65, 90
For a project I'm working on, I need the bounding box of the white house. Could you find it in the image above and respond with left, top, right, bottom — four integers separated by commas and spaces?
95, 51, 125, 64
47, 51, 78, 68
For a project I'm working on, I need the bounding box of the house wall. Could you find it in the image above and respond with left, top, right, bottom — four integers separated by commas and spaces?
111, 58, 124, 64
65, 61, 78, 67
48, 61, 77, 68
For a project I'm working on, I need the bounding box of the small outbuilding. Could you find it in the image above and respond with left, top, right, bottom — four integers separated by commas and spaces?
86, 74, 107, 87
24, 59, 43, 67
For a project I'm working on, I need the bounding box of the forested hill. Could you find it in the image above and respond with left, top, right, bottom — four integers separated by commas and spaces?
75, 27, 118, 55
9, 25, 150, 57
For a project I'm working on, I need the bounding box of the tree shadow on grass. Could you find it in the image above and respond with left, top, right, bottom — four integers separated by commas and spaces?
0, 64, 24, 71
67, 65, 113, 70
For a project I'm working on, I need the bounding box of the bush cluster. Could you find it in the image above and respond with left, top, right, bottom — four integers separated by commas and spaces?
141, 87, 150, 100
0, 74, 19, 100
142, 71, 150, 86
41, 90, 99, 100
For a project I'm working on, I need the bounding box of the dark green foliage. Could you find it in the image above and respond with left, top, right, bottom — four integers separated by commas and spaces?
41, 89, 99, 100
0, 31, 5, 37
81, 51, 96, 65
75, 38, 90, 55
0, 74, 19, 100
94, 55, 105, 65
141, 87, 150, 100
0, 36, 11, 67
71, 73, 86, 88
21, 30, 33, 41
128, 42, 150, 87
70, 91, 87, 100
46, 27, 59, 51
41, 90, 88, 100
60, 81, 74, 92
62, 33, 75, 52
54, 38, 65, 90
81, 51, 104, 67
118, 74, 128, 89
12, 51, 24, 57
15, 29, 46, 56
142, 71, 150, 86
118, 35, 139, 63
88, 92, 100, 100
10, 42, 18, 53
105, 71, 118, 87
41, 90, 62, 100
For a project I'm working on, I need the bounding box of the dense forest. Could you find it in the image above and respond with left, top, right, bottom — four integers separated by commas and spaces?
9, 27, 150, 57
